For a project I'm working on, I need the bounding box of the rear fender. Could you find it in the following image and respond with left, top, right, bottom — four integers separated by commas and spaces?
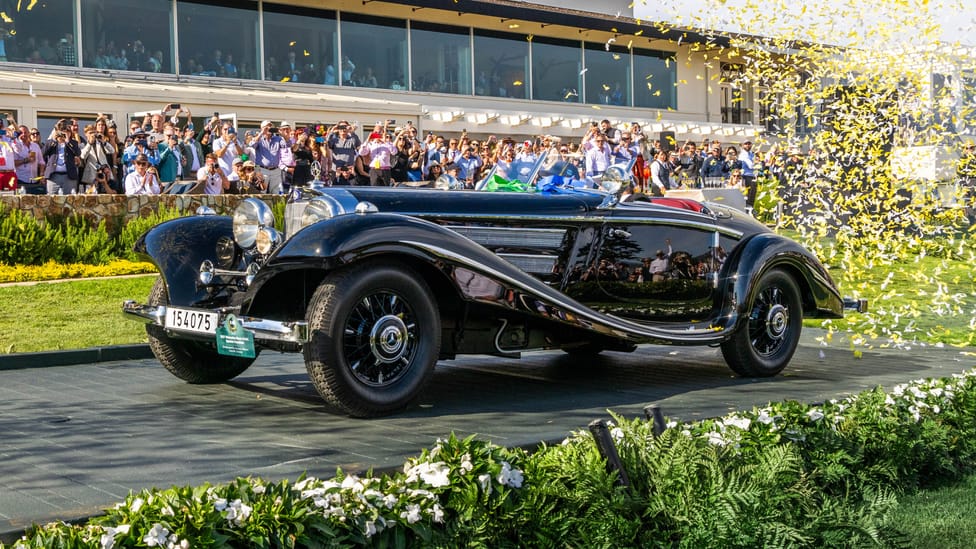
135, 215, 234, 306
723, 233, 844, 330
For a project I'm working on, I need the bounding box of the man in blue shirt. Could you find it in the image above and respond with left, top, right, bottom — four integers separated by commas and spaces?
252, 120, 285, 194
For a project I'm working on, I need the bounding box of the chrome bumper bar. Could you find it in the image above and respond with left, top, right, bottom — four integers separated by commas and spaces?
122, 300, 309, 344
842, 298, 869, 313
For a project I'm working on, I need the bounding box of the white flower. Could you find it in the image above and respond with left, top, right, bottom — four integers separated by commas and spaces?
98, 525, 130, 549
724, 416, 751, 431
401, 504, 422, 524
143, 524, 169, 547
930, 387, 944, 398
430, 503, 445, 523
610, 427, 624, 441
756, 410, 775, 425
406, 461, 451, 488
161, 506, 174, 517
131, 498, 145, 513
383, 494, 398, 509
460, 454, 473, 473
497, 461, 524, 488
364, 520, 377, 538
478, 473, 492, 494
806, 409, 825, 422
221, 498, 253, 527
166, 536, 189, 549
666, 420, 678, 429
705, 432, 728, 446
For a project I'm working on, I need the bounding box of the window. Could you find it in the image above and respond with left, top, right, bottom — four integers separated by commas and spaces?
82, 0, 173, 73
340, 13, 407, 90
0, 0, 75, 66
263, 4, 337, 85
583, 42, 631, 106
473, 30, 528, 99
531, 36, 582, 103
720, 63, 750, 124
177, 0, 259, 80
410, 22, 471, 95
633, 49, 676, 110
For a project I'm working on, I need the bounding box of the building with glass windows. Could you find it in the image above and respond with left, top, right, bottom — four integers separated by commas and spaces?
0, 0, 766, 142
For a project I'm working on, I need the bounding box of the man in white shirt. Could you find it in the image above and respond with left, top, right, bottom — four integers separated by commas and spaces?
582, 134, 612, 179
197, 152, 230, 195
124, 153, 160, 195
212, 123, 244, 176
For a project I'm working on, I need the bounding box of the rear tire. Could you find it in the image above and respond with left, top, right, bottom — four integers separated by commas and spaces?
303, 262, 441, 417
721, 269, 802, 377
146, 277, 256, 383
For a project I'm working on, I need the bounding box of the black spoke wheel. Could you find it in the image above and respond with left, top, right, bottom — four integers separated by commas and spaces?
721, 269, 802, 377
304, 262, 441, 417
146, 277, 256, 383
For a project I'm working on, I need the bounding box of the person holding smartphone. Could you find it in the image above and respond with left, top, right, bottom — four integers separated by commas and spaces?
42, 124, 81, 194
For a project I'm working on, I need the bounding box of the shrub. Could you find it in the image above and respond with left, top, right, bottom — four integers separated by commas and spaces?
12, 371, 976, 548
0, 206, 68, 265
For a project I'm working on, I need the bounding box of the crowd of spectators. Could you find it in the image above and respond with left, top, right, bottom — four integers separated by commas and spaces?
0, 105, 796, 204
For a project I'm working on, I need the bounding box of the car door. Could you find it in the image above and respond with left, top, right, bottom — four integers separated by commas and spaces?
566, 211, 736, 323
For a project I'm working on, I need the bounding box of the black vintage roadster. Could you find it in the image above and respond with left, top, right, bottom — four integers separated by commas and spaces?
124, 179, 865, 417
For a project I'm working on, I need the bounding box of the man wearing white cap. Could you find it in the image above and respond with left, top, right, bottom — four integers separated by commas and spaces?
252, 120, 285, 194
277, 121, 296, 192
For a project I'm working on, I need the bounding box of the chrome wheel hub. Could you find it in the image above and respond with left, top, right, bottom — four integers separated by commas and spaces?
765, 304, 789, 341
370, 314, 409, 364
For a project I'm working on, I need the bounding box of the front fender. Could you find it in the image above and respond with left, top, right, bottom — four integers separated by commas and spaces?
135, 215, 234, 306
724, 233, 844, 330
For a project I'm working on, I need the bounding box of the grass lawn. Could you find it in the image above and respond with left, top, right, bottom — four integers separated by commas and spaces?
893, 473, 976, 548
0, 275, 156, 354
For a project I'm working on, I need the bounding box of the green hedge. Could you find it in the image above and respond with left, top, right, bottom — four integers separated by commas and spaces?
0, 204, 183, 266
9, 370, 976, 548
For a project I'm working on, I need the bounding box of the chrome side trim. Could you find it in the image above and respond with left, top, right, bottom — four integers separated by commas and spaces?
446, 226, 567, 248
123, 301, 309, 344
411, 213, 743, 239
401, 241, 731, 344
497, 253, 558, 274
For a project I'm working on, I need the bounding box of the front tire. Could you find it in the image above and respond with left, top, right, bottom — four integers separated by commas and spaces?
303, 262, 441, 417
146, 277, 256, 383
721, 269, 802, 377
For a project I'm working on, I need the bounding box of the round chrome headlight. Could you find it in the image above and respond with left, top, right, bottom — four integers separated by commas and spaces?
301, 196, 343, 228
255, 227, 282, 255
233, 198, 275, 249
600, 166, 628, 195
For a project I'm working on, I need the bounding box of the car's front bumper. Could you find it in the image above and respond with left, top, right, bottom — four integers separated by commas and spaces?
122, 300, 309, 347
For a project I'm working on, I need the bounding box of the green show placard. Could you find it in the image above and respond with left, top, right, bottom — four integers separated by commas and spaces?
216, 314, 256, 358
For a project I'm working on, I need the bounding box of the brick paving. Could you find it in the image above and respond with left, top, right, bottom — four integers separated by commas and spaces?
1, 329, 974, 539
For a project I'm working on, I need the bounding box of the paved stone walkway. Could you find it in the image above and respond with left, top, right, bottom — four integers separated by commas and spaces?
1, 329, 974, 540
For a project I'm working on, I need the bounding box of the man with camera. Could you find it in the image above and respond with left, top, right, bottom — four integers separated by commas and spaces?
197, 152, 230, 195
80, 127, 115, 193
327, 121, 361, 180
211, 119, 243, 176
252, 120, 285, 194
90, 164, 117, 194
42, 119, 81, 195
122, 130, 158, 175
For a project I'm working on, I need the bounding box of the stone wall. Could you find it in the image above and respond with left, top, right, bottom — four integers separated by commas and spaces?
0, 195, 282, 235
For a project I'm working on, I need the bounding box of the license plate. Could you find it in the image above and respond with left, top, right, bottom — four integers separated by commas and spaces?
165, 307, 219, 334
